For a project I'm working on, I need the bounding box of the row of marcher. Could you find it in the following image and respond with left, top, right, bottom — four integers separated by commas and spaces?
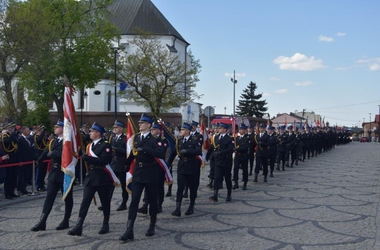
21, 114, 351, 243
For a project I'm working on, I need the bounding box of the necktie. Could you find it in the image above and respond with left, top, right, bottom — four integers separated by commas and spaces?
183, 138, 187, 143
26, 137, 31, 146
141, 135, 144, 140
220, 135, 223, 140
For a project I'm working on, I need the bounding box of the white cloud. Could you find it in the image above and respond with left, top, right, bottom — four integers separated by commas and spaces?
334, 67, 347, 71
224, 72, 246, 78
318, 35, 334, 42
275, 89, 288, 94
369, 63, 380, 71
262, 92, 271, 97
336, 32, 346, 37
269, 77, 280, 81
295, 80, 313, 87
356, 57, 380, 70
273, 53, 326, 71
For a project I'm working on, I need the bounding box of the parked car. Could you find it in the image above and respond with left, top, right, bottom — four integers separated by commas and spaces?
360, 137, 369, 143
352, 137, 359, 141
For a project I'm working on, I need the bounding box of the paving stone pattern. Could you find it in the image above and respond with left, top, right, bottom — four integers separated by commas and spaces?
0, 142, 380, 250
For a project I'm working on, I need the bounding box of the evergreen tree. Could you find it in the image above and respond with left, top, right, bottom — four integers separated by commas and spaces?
236, 81, 268, 118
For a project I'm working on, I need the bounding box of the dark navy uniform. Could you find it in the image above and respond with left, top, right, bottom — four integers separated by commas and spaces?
109, 123, 128, 211
2, 123, 19, 199
209, 122, 234, 202
172, 123, 202, 216
120, 114, 165, 242
232, 124, 250, 190
69, 122, 113, 236
31, 120, 73, 232
253, 126, 270, 182
267, 127, 277, 177
276, 127, 289, 171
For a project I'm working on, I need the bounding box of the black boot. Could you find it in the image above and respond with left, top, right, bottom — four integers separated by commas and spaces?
232, 181, 239, 190
157, 202, 163, 213
68, 217, 84, 236
98, 216, 109, 234
206, 179, 213, 189
171, 202, 181, 217
242, 182, 247, 190
185, 202, 194, 215
145, 218, 156, 237
290, 160, 294, 168
116, 200, 127, 211
209, 189, 218, 202
282, 164, 285, 171
253, 173, 258, 182
31, 213, 48, 231
264, 175, 268, 182
295, 160, 298, 165
276, 164, 280, 171
56, 216, 70, 230
226, 191, 232, 202
183, 187, 189, 198
270, 170, 274, 177
165, 185, 172, 197
137, 202, 148, 214
119, 220, 134, 242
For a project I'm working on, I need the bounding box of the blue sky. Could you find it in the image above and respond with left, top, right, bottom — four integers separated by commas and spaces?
152, 0, 380, 127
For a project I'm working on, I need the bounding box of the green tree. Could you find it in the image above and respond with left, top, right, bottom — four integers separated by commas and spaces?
236, 81, 268, 118
118, 33, 201, 117
18, 0, 119, 120
0, 0, 61, 123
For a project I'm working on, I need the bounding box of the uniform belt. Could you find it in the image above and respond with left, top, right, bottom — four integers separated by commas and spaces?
137, 161, 155, 167
53, 163, 60, 168
181, 157, 195, 162
89, 165, 104, 170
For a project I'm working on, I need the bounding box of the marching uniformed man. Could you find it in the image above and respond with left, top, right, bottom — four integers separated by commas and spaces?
205, 124, 219, 189
109, 120, 128, 211
232, 124, 250, 190
267, 126, 277, 177
138, 122, 169, 214
209, 122, 234, 202
119, 114, 165, 242
68, 122, 114, 236
182, 120, 203, 198
276, 126, 288, 171
171, 122, 202, 217
31, 120, 74, 232
247, 125, 255, 176
287, 125, 297, 168
2, 122, 19, 199
253, 124, 270, 182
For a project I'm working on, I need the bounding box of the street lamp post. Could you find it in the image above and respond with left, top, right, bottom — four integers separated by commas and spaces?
113, 48, 118, 120
369, 113, 372, 141
230, 70, 237, 117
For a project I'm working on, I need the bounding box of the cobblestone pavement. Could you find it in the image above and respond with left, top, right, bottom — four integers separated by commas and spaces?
1, 142, 380, 250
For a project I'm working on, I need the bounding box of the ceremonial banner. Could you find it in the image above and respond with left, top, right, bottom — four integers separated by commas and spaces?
61, 84, 80, 201
125, 114, 137, 194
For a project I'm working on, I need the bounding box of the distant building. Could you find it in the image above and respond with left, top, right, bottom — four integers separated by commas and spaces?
49, 0, 198, 123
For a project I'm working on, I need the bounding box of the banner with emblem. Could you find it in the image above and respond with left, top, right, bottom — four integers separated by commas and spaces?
125, 113, 137, 193
61, 80, 81, 201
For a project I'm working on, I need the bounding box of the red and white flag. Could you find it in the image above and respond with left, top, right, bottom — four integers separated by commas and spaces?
62, 84, 81, 201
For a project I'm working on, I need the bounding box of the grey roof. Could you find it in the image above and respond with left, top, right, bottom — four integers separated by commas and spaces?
109, 0, 189, 45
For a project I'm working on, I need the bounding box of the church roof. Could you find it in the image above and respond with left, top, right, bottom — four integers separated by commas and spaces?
109, 0, 189, 45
